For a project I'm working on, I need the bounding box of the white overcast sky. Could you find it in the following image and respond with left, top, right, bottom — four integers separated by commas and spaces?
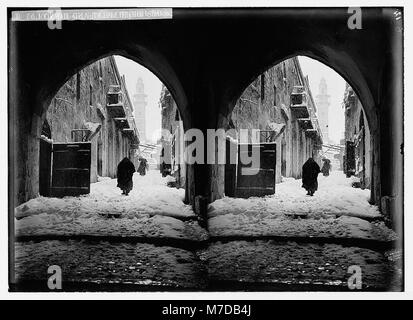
114, 55, 347, 145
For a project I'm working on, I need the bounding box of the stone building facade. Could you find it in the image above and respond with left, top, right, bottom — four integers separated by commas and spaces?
343, 83, 371, 189
44, 56, 139, 184
229, 57, 323, 183
159, 86, 186, 188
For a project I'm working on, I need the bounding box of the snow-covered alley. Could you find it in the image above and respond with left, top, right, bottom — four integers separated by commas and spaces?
14, 170, 402, 291
15, 171, 206, 241
208, 171, 397, 242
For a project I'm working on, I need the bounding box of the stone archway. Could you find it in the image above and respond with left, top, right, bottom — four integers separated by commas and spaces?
15, 48, 190, 205
9, 8, 402, 233
218, 53, 380, 206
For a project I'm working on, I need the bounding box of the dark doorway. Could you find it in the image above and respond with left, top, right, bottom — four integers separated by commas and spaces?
281, 140, 287, 177
97, 137, 103, 177
224, 138, 237, 197
345, 141, 356, 177
39, 120, 52, 196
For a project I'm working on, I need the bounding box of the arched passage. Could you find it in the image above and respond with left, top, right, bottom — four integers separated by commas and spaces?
18, 47, 190, 205
220, 55, 375, 205
34, 52, 190, 200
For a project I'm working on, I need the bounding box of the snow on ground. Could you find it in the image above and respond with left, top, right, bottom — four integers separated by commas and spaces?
15, 171, 207, 241
16, 212, 208, 241
208, 171, 397, 241
14, 170, 397, 242
16, 170, 195, 220
210, 171, 380, 219
208, 214, 396, 241
15, 240, 207, 289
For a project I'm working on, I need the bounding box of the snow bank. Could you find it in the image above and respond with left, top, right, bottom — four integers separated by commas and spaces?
208, 214, 397, 241
16, 212, 208, 241
15, 170, 195, 220
208, 171, 396, 241
209, 171, 381, 219
15, 170, 206, 241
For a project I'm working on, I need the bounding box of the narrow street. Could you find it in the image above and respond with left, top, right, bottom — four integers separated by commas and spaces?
14, 170, 402, 291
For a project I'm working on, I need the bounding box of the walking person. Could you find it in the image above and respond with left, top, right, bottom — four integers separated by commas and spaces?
302, 157, 321, 196
321, 158, 331, 177
117, 157, 136, 195
137, 157, 149, 176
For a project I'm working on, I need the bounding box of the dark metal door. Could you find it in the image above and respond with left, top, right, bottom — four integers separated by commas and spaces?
39, 139, 52, 196
346, 141, 356, 177
235, 143, 276, 198
97, 138, 103, 177
224, 138, 237, 197
281, 142, 287, 177
50, 142, 91, 197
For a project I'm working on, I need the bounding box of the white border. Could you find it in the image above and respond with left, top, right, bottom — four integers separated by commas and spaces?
0, 0, 410, 300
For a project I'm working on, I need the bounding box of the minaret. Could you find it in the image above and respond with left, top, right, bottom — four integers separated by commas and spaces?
315, 78, 330, 144
133, 78, 147, 142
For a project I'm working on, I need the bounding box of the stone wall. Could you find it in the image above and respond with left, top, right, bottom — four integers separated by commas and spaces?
159, 86, 186, 188
343, 83, 371, 189
45, 56, 138, 183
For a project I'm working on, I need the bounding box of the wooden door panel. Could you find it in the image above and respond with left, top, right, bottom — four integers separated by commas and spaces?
50, 142, 91, 197
235, 143, 276, 198
39, 139, 52, 196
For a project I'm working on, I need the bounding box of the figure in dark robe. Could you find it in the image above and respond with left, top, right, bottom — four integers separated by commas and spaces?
302, 157, 321, 196
321, 158, 331, 176
117, 157, 136, 195
137, 158, 149, 176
